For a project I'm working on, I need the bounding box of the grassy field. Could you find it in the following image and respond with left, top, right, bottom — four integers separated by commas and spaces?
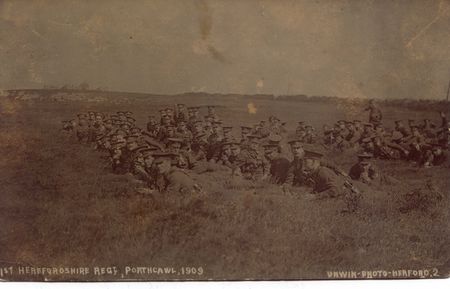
0, 90, 449, 280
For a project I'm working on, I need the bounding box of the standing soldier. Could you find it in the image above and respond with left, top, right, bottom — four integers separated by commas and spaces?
206, 120, 224, 160
175, 103, 188, 123
365, 99, 382, 125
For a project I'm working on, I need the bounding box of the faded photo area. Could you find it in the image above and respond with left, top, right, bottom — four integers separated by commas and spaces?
0, 0, 449, 281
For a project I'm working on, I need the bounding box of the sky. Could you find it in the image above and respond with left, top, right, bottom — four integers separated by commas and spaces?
0, 0, 450, 99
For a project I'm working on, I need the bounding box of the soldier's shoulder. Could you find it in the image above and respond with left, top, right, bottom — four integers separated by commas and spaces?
317, 166, 337, 178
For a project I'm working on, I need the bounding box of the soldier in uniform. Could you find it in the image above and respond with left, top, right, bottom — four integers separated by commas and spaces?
222, 126, 233, 141
302, 150, 360, 212
322, 124, 335, 145
175, 103, 188, 123
166, 137, 196, 170
76, 118, 90, 143
346, 121, 361, 146
284, 138, 306, 189
303, 125, 317, 144
422, 141, 448, 168
153, 152, 200, 195
177, 120, 193, 148
115, 135, 141, 174
334, 134, 352, 152
394, 120, 411, 138
240, 126, 253, 149
349, 153, 379, 184
420, 118, 436, 138
207, 105, 218, 120
206, 120, 224, 160
262, 137, 290, 184
240, 135, 268, 180
365, 99, 382, 125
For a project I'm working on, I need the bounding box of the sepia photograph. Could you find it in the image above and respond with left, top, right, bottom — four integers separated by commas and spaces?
0, 0, 449, 281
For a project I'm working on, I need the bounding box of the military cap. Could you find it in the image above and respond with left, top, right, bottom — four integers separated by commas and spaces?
262, 142, 279, 149
111, 141, 125, 147
167, 137, 184, 144
363, 123, 374, 127
408, 119, 415, 123
357, 152, 373, 163
117, 111, 126, 115
212, 120, 223, 125
77, 113, 87, 118
221, 139, 238, 147
96, 134, 109, 141
268, 133, 282, 143
353, 120, 362, 123
193, 120, 203, 125
361, 137, 374, 143
176, 103, 185, 107
298, 121, 305, 125
337, 120, 346, 124
178, 120, 187, 125
153, 152, 178, 164
140, 148, 160, 158
304, 150, 323, 160
193, 132, 206, 138
165, 108, 174, 112
247, 134, 261, 139
223, 126, 233, 132
241, 126, 252, 131
126, 116, 136, 122
394, 120, 403, 124
126, 135, 139, 143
